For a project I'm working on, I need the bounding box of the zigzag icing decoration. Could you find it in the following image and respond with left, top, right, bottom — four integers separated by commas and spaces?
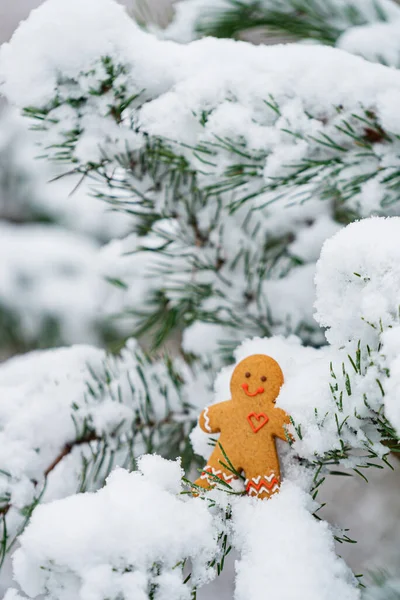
247, 483, 280, 496
244, 473, 277, 485
245, 473, 280, 495
200, 466, 236, 482
203, 406, 212, 433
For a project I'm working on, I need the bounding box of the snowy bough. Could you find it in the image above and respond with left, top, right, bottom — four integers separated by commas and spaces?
4, 216, 400, 600
5, 0, 400, 362
2, 0, 400, 598
163, 0, 400, 69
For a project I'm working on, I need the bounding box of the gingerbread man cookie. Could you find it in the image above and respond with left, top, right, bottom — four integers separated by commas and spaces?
194, 354, 290, 500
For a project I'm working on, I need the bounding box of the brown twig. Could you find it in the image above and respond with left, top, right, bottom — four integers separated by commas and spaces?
0, 433, 101, 518
44, 432, 100, 478
0, 412, 189, 520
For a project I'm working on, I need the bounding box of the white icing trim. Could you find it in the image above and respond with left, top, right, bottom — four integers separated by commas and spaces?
203, 406, 212, 433
247, 483, 279, 496
200, 466, 235, 482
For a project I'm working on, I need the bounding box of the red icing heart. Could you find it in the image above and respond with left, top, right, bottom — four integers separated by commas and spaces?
247, 412, 269, 433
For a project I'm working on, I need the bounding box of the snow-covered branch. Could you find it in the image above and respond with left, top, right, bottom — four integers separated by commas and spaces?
1, 217, 400, 599
164, 0, 400, 69
0, 340, 204, 575
4, 0, 400, 362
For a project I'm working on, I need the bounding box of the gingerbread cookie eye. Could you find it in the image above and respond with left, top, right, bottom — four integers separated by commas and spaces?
260, 376, 267, 382
245, 372, 251, 378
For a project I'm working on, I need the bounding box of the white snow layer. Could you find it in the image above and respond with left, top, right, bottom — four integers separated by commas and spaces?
338, 20, 400, 68
315, 217, 400, 346
8, 463, 359, 600
12, 462, 218, 600
4, 0, 400, 181
233, 483, 359, 600
314, 217, 400, 439
0, 339, 203, 530
0, 344, 105, 492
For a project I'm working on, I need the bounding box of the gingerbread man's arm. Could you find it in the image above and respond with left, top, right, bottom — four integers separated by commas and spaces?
199, 402, 230, 434
272, 408, 294, 443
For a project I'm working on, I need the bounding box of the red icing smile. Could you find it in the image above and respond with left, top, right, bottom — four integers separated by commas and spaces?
241, 383, 265, 397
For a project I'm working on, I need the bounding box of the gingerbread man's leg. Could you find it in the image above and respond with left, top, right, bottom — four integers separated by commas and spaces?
243, 464, 281, 500
194, 444, 239, 491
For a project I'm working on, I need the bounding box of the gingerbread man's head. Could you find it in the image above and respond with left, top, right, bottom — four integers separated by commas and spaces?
230, 354, 284, 407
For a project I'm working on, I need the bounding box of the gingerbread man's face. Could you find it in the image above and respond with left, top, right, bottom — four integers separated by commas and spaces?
230, 354, 284, 406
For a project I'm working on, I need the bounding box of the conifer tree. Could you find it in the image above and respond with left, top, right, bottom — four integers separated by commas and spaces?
2, 0, 400, 598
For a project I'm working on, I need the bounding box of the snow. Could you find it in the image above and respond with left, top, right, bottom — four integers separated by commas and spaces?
0, 0, 183, 111
0, 102, 136, 351
41, 175, 134, 242
3, 591, 23, 600
97, 233, 162, 322
262, 264, 318, 337
289, 216, 342, 263
4, 0, 400, 183
137, 454, 184, 494
338, 20, 400, 68
0, 338, 204, 581
0, 0, 142, 106
184, 217, 400, 598
6, 459, 361, 600
377, 89, 400, 135
7, 468, 361, 600
0, 344, 105, 511
134, 42, 400, 148
233, 483, 359, 600
12, 462, 218, 600
0, 222, 104, 345
0, 103, 135, 351
182, 322, 229, 357
314, 217, 400, 347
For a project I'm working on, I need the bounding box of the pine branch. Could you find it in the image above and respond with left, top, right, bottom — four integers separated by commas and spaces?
20, 53, 400, 360
194, 0, 390, 45
0, 343, 201, 573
